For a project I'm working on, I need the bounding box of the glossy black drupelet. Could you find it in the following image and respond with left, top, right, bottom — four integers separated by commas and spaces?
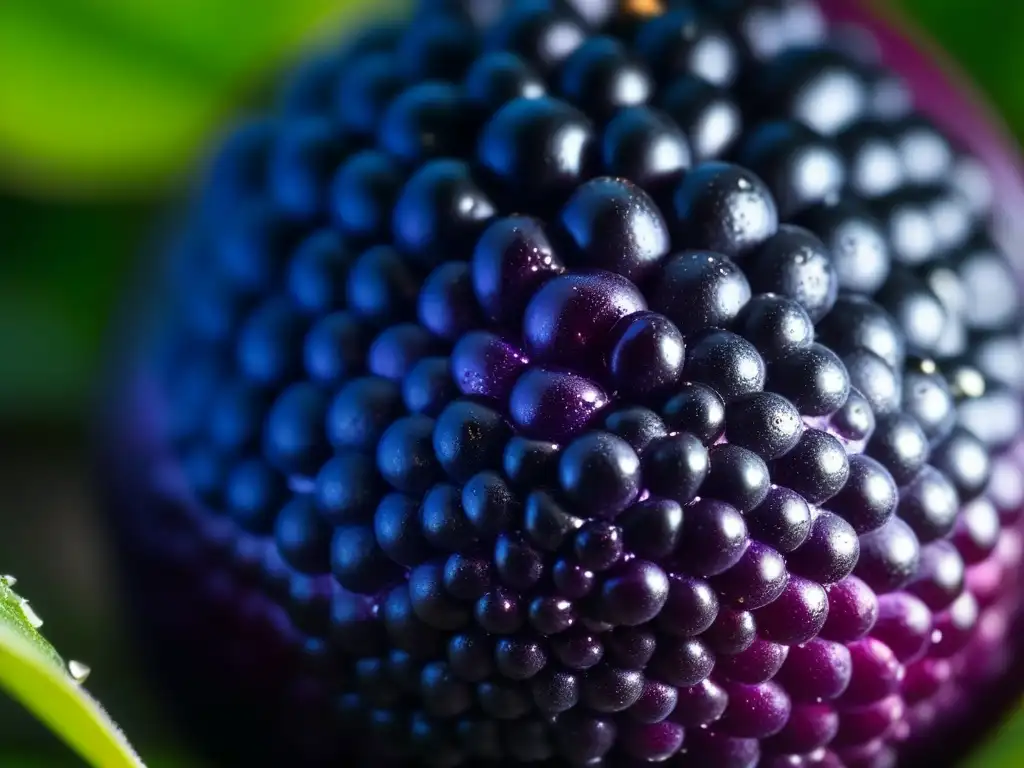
115, 1, 1024, 766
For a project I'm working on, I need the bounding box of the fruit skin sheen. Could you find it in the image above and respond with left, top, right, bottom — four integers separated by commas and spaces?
98, 1, 1024, 766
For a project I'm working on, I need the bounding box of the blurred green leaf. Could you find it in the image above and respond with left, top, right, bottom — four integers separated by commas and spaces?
0, 757, 194, 768
0, 0, 370, 198
960, 703, 1024, 767
0, 576, 144, 768
0, 197, 151, 420
899, 0, 1024, 138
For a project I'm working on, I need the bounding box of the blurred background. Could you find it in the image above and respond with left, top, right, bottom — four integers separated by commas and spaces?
1, 0, 1023, 765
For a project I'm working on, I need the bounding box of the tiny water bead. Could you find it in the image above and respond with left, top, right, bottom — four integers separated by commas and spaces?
114, 0, 1024, 765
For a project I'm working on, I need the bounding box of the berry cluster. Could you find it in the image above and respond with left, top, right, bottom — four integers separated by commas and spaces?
115, 0, 1024, 766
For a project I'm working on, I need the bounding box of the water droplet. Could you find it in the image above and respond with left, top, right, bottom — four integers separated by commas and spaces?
69, 660, 91, 683
20, 600, 43, 629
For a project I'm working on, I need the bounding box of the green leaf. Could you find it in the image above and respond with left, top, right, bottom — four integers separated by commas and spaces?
898, 0, 1024, 141
0, 0, 374, 198
0, 196, 156, 420
0, 575, 145, 768
959, 702, 1024, 768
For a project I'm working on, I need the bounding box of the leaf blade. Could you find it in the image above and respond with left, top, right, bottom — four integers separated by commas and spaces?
0, 577, 144, 768
0, 0, 369, 198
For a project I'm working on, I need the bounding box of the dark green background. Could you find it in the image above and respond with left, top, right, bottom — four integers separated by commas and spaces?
1, 0, 1022, 764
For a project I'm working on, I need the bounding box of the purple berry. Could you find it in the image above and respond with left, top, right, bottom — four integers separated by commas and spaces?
682, 329, 767, 402
642, 432, 710, 505
821, 576, 880, 643
726, 391, 804, 461
558, 177, 670, 283
580, 664, 644, 712
523, 490, 580, 552
628, 678, 678, 723
478, 95, 595, 207
710, 541, 788, 610
598, 560, 669, 626
855, 517, 921, 594
768, 343, 850, 417
523, 270, 647, 370
716, 638, 790, 684
766, 703, 839, 754
770, 428, 851, 504
620, 497, 684, 560
559, 431, 641, 519
671, 162, 779, 260
661, 382, 727, 445
683, 730, 761, 768
508, 367, 608, 442
605, 626, 657, 670
840, 637, 902, 706
651, 250, 752, 336
738, 122, 845, 219
607, 311, 687, 398
636, 9, 740, 89
602, 406, 669, 454
746, 486, 813, 553
748, 224, 839, 321
829, 454, 898, 534
676, 498, 748, 576
719, 681, 792, 739
108, 3, 1024, 764
602, 105, 692, 193
649, 637, 715, 687
777, 638, 853, 702
620, 719, 686, 761
657, 574, 720, 638
700, 444, 766, 518
669, 678, 729, 727
471, 216, 563, 326
695, 595, 756, 654
788, 510, 860, 585
754, 574, 829, 645
871, 591, 933, 664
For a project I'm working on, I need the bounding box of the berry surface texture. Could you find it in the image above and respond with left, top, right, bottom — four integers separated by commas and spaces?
100, 0, 1024, 766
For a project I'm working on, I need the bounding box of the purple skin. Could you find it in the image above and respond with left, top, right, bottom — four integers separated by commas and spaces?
99, 1, 1024, 766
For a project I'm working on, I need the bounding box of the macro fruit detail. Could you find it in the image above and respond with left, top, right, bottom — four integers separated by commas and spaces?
101, 0, 1024, 766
